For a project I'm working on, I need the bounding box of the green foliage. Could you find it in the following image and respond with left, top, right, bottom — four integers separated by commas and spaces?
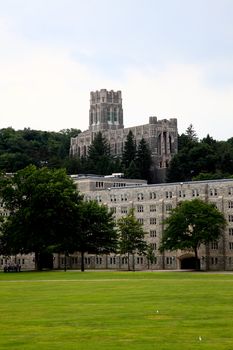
0, 127, 81, 173
122, 130, 137, 169
124, 160, 141, 179
0, 165, 82, 269
145, 244, 156, 268
122, 132, 151, 181
117, 208, 147, 270
86, 132, 112, 175
167, 127, 233, 182
77, 200, 117, 271
160, 199, 226, 268
136, 138, 152, 181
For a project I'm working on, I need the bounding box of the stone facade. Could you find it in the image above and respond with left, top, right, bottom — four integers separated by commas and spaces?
2, 175, 233, 271
70, 89, 178, 183
55, 175, 233, 272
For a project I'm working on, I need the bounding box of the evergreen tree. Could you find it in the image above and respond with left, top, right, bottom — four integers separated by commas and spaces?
124, 160, 141, 179
136, 138, 152, 181
87, 132, 112, 175
122, 131, 137, 169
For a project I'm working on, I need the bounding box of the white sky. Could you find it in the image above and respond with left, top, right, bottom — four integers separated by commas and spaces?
0, 0, 233, 140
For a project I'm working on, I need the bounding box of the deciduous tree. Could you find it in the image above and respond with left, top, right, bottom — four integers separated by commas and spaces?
1, 165, 82, 270
159, 199, 226, 270
117, 208, 147, 270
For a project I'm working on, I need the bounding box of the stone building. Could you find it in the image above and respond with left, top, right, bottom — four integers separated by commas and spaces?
2, 175, 233, 272
70, 89, 178, 183
55, 175, 233, 272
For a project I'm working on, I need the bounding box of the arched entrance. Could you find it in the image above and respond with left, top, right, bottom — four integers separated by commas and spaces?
179, 254, 200, 270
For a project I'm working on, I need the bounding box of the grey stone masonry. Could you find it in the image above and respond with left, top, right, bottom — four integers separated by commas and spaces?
63, 176, 233, 272
70, 89, 178, 183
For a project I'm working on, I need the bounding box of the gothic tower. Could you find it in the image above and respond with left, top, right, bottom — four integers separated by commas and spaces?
89, 89, 124, 132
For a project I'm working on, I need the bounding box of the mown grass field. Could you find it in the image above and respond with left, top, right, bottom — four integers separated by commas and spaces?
0, 270, 233, 350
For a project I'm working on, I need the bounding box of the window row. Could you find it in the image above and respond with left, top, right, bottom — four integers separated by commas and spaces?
119, 204, 171, 214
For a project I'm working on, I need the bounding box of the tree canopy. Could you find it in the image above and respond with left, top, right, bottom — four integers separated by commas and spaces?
117, 208, 147, 270
0, 127, 81, 173
167, 125, 233, 182
77, 200, 118, 271
0, 165, 82, 269
160, 199, 226, 269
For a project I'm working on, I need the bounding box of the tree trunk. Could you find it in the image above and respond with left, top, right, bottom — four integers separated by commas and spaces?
194, 247, 200, 271
34, 251, 40, 271
127, 252, 130, 271
132, 253, 135, 271
81, 251, 85, 272
64, 253, 67, 272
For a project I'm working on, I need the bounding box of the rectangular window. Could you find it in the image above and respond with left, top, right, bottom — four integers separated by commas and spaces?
229, 242, 233, 250
229, 201, 233, 208
229, 228, 233, 235
121, 207, 128, 214
229, 215, 233, 222
150, 205, 156, 212
166, 257, 173, 265
137, 218, 144, 225
165, 191, 172, 198
210, 189, 217, 196
137, 257, 143, 264
150, 230, 156, 237
96, 181, 103, 188
211, 257, 218, 265
150, 243, 157, 250
137, 205, 144, 213
150, 218, 156, 225
211, 241, 218, 250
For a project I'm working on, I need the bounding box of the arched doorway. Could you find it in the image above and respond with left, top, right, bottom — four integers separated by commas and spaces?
180, 257, 200, 270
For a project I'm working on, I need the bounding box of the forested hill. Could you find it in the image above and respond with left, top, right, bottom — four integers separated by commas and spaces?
166, 125, 233, 182
0, 127, 80, 173
1, 125, 233, 183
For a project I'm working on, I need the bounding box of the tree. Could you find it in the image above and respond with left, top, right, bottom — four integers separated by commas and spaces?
0, 165, 82, 270
145, 244, 156, 269
76, 201, 118, 271
160, 199, 226, 270
136, 138, 152, 181
124, 160, 140, 179
117, 208, 147, 270
122, 131, 137, 170
87, 132, 112, 175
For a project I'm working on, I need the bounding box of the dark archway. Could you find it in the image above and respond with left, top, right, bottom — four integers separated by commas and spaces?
39, 252, 54, 270
181, 257, 200, 270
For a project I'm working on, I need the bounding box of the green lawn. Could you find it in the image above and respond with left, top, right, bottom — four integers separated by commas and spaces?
0, 271, 233, 350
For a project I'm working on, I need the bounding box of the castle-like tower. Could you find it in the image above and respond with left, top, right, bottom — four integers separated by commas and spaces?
89, 90, 124, 132
70, 89, 178, 182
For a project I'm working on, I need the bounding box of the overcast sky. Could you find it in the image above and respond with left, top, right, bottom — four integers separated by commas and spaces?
0, 0, 233, 140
